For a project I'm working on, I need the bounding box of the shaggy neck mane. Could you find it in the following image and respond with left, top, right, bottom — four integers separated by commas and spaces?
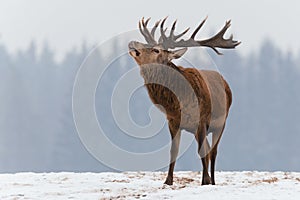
139, 61, 208, 116
139, 61, 190, 98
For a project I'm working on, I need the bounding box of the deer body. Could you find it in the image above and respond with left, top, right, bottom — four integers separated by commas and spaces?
141, 62, 231, 133
128, 17, 239, 185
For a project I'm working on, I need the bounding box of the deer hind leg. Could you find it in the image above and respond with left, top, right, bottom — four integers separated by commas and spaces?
196, 124, 211, 185
164, 121, 181, 185
210, 124, 225, 185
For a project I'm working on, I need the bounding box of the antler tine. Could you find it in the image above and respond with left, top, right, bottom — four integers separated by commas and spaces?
174, 27, 190, 40
143, 17, 151, 27
169, 20, 177, 39
139, 17, 157, 45
158, 28, 167, 43
191, 16, 208, 39
138, 19, 148, 40
160, 17, 168, 43
214, 20, 232, 41
151, 20, 161, 38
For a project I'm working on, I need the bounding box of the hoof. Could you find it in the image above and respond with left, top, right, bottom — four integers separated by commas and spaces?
164, 176, 173, 185
201, 176, 212, 185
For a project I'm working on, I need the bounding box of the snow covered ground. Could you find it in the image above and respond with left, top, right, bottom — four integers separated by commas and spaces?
0, 171, 299, 199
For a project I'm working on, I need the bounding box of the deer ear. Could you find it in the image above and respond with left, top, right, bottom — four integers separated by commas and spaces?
168, 48, 188, 60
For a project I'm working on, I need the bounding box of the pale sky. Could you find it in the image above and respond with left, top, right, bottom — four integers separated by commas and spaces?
0, 0, 299, 60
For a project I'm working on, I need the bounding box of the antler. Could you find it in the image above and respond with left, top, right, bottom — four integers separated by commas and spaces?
158, 17, 190, 48
138, 17, 160, 46
138, 17, 241, 55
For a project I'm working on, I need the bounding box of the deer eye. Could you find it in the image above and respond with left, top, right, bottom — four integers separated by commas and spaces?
151, 48, 160, 54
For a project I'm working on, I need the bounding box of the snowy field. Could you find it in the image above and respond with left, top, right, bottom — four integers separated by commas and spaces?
0, 171, 299, 199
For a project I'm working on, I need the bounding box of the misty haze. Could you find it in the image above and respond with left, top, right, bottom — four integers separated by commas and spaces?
0, 38, 299, 172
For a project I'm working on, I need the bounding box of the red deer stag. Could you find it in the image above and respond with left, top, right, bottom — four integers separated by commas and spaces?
128, 17, 240, 185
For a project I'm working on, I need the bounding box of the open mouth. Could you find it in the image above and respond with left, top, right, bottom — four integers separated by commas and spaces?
128, 42, 141, 57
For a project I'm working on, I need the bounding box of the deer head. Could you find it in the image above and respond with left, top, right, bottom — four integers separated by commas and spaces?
128, 17, 241, 65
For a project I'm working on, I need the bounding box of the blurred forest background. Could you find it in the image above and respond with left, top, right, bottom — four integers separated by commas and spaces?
0, 38, 299, 173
